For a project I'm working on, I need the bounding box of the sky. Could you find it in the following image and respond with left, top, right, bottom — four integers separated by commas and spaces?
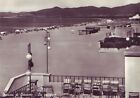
0, 0, 140, 12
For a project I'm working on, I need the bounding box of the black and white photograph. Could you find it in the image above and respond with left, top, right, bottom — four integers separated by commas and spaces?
0, 0, 140, 98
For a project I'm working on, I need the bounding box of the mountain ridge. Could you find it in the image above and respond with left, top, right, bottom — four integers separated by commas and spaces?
30, 3, 140, 18
0, 3, 140, 18
0, 3, 140, 26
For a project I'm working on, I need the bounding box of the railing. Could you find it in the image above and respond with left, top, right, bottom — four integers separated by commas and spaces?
9, 80, 38, 94
4, 73, 28, 94
3, 73, 50, 96
10, 84, 30, 94
50, 75, 125, 85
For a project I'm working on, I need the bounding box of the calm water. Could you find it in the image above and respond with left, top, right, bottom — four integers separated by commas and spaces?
0, 25, 125, 91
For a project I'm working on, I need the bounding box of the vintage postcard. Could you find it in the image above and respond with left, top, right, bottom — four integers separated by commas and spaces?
0, 0, 140, 97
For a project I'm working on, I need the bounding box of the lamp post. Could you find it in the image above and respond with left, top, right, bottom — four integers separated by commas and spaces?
27, 43, 34, 71
26, 43, 33, 94
44, 31, 51, 73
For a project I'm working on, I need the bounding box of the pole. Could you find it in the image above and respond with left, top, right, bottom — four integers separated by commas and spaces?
29, 73, 31, 94
44, 30, 50, 73
27, 43, 33, 71
46, 33, 49, 73
28, 43, 31, 54
27, 43, 32, 95
45, 31, 50, 73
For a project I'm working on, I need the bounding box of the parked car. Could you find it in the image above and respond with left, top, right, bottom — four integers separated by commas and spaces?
74, 83, 83, 95
102, 80, 111, 96
118, 85, 125, 98
92, 80, 102, 96
83, 80, 92, 94
62, 83, 74, 94
73, 79, 83, 95
42, 85, 56, 98
110, 81, 119, 96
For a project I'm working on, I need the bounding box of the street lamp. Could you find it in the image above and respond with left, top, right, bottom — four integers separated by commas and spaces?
48, 37, 51, 40
26, 53, 32, 60
126, 37, 130, 50
26, 43, 34, 71
48, 46, 51, 50
26, 43, 33, 94
44, 31, 51, 73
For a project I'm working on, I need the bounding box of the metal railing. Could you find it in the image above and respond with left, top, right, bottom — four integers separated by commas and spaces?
9, 80, 38, 95
4, 73, 28, 94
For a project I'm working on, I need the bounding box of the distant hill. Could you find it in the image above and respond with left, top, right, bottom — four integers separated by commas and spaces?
0, 3, 140, 26
31, 3, 140, 18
